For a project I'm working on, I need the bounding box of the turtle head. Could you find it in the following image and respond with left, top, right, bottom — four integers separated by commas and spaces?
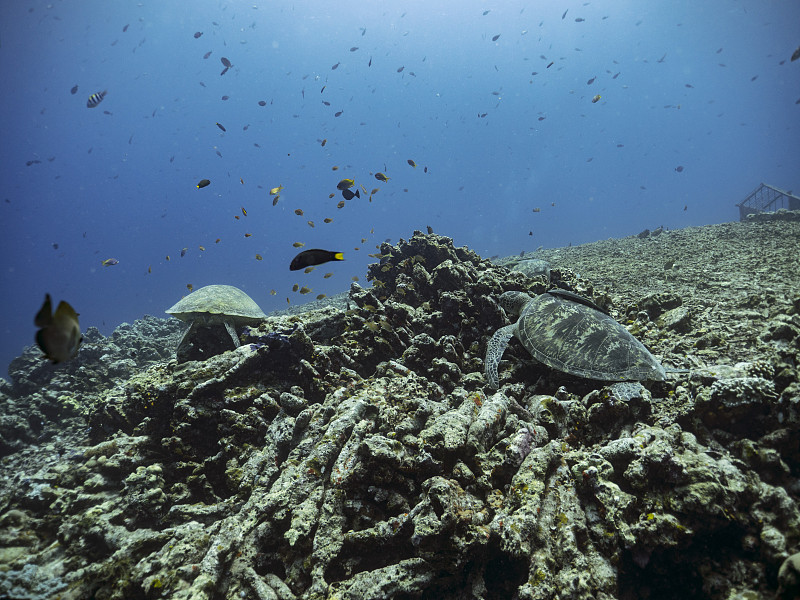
498, 291, 533, 317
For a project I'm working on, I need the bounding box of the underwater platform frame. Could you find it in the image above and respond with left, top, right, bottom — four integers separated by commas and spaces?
736, 183, 800, 221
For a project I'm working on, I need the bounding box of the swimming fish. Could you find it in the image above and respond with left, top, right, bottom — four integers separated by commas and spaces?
221, 57, 232, 68
295, 209, 304, 215
269, 185, 283, 195
101, 258, 119, 266
592, 95, 601, 103
492, 34, 500, 42
299, 286, 312, 295
337, 178, 355, 190
407, 159, 416, 167
180, 247, 188, 257
194, 31, 202, 38
342, 188, 360, 200
293, 242, 305, 248
197, 179, 211, 188
675, 165, 684, 172
374, 172, 390, 182
290, 249, 344, 271
35, 294, 82, 364
70, 84, 78, 95
216, 122, 226, 132
86, 90, 107, 108
792, 46, 800, 62
272, 196, 280, 206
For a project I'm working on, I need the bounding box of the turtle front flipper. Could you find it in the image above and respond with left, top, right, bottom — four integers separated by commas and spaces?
223, 319, 241, 348
485, 324, 516, 389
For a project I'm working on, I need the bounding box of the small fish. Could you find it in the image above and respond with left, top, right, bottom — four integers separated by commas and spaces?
332, 166, 339, 171
337, 200, 345, 209
123, 24, 129, 32
194, 31, 202, 38
350, 47, 358, 52
204, 51, 212, 59
371, 188, 380, 195
323, 272, 333, 278
216, 122, 226, 132
86, 90, 107, 108
491, 34, 500, 42
587, 76, 596, 85
304, 266, 316, 274
299, 286, 312, 295
407, 159, 416, 167
187, 284, 194, 292
148, 265, 152, 273
197, 179, 211, 188
166, 255, 171, 261
316, 294, 326, 300
323, 218, 333, 223
332, 62, 340, 70
180, 247, 188, 257
546, 62, 554, 69
35, 294, 82, 364
792, 46, 800, 62
221, 95, 229, 101
221, 57, 232, 68
241, 207, 247, 216
374, 172, 390, 182
290, 249, 344, 271
352, 276, 359, 281
199, 246, 205, 251
101, 258, 119, 266
592, 95, 601, 103
574, 17, 585, 22
532, 208, 541, 213
255, 254, 263, 260
342, 189, 360, 200
70, 84, 78, 95
270, 290, 277, 295
562, 9, 568, 19
307, 220, 315, 227
397, 66, 404, 73
334, 110, 343, 117
269, 185, 283, 195
295, 209, 304, 215
292, 284, 299, 292
337, 178, 355, 190
272, 196, 280, 206
215, 238, 221, 243
321, 138, 327, 146
293, 242, 305, 248
675, 165, 684, 172
245, 233, 252, 237
240, 178, 244, 185
258, 100, 267, 106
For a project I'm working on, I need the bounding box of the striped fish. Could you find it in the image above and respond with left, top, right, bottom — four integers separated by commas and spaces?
86, 90, 107, 108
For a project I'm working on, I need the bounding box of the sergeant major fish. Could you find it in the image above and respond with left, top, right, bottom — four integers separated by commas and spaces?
86, 90, 107, 108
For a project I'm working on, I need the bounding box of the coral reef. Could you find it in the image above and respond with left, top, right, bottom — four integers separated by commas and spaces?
1, 213, 798, 599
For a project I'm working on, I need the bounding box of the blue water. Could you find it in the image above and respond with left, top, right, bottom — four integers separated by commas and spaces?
1, 0, 798, 378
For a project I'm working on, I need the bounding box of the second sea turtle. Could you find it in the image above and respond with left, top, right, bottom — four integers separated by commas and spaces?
165, 284, 266, 362
485, 289, 666, 389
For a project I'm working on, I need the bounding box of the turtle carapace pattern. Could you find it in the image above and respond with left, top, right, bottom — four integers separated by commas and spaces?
485, 290, 666, 389
165, 285, 267, 362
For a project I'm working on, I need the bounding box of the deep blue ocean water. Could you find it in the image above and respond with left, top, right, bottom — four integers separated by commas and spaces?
1, 0, 798, 378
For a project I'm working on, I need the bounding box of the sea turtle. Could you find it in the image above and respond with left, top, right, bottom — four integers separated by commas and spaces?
485, 290, 666, 389
512, 258, 551, 282
165, 285, 267, 362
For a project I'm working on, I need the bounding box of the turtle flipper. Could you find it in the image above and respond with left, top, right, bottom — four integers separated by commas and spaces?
176, 321, 197, 356
485, 324, 515, 389
224, 319, 241, 348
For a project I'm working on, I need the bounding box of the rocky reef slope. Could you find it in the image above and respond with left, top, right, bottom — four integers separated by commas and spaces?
1, 212, 798, 600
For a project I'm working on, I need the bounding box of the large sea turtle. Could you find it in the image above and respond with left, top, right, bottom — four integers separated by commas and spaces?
485, 290, 666, 389
165, 285, 267, 362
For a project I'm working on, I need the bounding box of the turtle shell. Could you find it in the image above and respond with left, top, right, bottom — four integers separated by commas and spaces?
165, 285, 266, 326
515, 291, 666, 381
